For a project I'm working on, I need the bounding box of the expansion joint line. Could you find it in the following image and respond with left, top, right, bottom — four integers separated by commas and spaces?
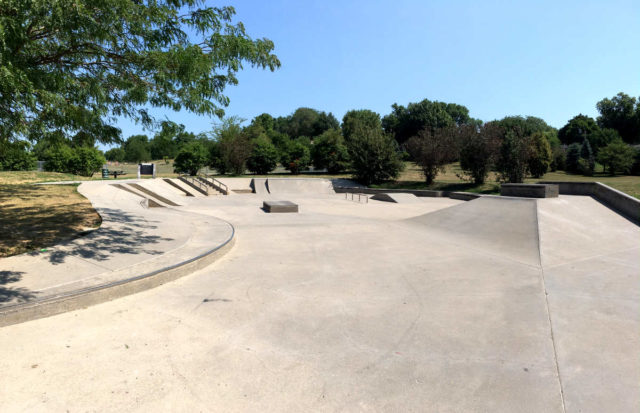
535, 200, 567, 413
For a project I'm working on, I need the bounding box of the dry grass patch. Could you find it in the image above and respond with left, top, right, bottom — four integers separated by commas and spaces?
0, 184, 101, 257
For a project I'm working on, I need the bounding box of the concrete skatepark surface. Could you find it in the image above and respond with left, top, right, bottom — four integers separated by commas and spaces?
0, 178, 638, 412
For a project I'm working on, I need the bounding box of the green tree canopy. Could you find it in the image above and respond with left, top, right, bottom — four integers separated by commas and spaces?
596, 93, 640, 144
558, 115, 600, 146
284, 108, 339, 139
382, 99, 476, 145
0, 1, 279, 144
342, 109, 381, 142
123, 134, 151, 163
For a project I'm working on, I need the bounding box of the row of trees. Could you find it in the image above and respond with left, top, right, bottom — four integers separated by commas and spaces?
2, 94, 639, 183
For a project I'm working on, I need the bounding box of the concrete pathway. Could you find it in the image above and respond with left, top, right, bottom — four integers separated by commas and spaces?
0, 185, 638, 412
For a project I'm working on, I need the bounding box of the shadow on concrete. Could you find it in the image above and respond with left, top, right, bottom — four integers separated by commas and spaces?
27, 208, 174, 265
0, 271, 35, 304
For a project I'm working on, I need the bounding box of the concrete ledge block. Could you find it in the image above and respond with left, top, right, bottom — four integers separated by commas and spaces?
263, 200, 298, 213
500, 183, 559, 198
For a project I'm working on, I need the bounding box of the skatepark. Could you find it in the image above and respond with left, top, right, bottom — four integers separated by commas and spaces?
0, 177, 638, 412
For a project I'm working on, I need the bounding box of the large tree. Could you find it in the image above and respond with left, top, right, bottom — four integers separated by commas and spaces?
382, 99, 476, 145
0, 1, 279, 144
596, 92, 640, 144
341, 109, 381, 142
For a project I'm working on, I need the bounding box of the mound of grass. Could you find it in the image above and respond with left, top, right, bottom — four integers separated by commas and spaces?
0, 183, 101, 257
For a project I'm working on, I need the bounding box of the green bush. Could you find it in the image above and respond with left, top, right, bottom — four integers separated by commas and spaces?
43, 145, 105, 176
311, 129, 350, 173
565, 143, 582, 173
528, 132, 552, 178
496, 130, 531, 183
247, 137, 279, 174
43, 145, 75, 173
597, 140, 635, 175
458, 123, 502, 184
347, 126, 402, 185
281, 139, 311, 174
631, 148, 640, 176
0, 140, 37, 171
69, 147, 106, 176
105, 147, 125, 162
550, 146, 566, 172
579, 137, 595, 176
173, 142, 208, 175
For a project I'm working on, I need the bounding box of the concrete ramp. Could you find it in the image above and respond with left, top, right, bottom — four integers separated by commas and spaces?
266, 178, 335, 194
371, 193, 425, 203
406, 196, 540, 266
251, 178, 269, 194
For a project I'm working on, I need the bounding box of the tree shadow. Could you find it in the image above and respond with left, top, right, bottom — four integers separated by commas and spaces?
0, 270, 35, 304
27, 207, 174, 265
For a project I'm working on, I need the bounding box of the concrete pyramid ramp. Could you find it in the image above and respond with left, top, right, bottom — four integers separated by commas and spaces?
371, 193, 425, 203
406, 196, 541, 266
266, 178, 335, 194
251, 178, 269, 194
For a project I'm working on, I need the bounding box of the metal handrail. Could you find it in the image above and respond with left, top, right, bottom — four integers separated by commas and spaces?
180, 174, 210, 195
200, 173, 229, 195
344, 192, 368, 203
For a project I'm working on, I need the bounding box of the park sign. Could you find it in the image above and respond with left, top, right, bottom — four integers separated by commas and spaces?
138, 163, 156, 179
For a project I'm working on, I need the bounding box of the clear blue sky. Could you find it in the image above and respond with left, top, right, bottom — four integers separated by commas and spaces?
109, 0, 640, 148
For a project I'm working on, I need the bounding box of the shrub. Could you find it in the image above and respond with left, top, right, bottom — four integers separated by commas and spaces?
281, 138, 311, 174
458, 123, 502, 184
496, 130, 532, 183
311, 129, 350, 173
246, 137, 279, 174
173, 142, 208, 175
528, 131, 552, 178
406, 126, 457, 185
550, 146, 566, 172
43, 145, 105, 176
105, 147, 125, 162
0, 140, 37, 171
631, 147, 640, 176
347, 126, 402, 185
579, 137, 595, 176
565, 143, 581, 173
597, 140, 635, 175
43, 145, 75, 173
69, 147, 106, 176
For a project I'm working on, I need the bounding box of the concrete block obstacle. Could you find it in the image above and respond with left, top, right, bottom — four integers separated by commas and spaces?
500, 183, 559, 198
263, 200, 299, 213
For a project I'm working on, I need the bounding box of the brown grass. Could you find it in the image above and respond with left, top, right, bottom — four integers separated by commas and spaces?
0, 184, 101, 257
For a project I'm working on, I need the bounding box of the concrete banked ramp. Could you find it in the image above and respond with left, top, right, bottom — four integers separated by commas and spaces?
371, 193, 425, 203
407, 196, 540, 266
265, 178, 336, 194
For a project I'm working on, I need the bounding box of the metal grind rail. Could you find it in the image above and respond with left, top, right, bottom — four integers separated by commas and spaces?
180, 174, 210, 195
198, 174, 229, 195
345, 192, 369, 203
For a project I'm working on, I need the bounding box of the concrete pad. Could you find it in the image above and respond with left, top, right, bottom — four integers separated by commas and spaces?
0, 188, 638, 411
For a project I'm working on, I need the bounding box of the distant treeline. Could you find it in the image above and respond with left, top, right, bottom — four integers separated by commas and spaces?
2, 93, 639, 182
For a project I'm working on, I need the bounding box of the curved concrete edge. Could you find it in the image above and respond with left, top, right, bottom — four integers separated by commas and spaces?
334, 186, 483, 201
0, 225, 235, 328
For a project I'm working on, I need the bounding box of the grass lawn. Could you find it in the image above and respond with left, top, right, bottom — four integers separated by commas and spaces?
0, 182, 101, 257
374, 163, 640, 199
